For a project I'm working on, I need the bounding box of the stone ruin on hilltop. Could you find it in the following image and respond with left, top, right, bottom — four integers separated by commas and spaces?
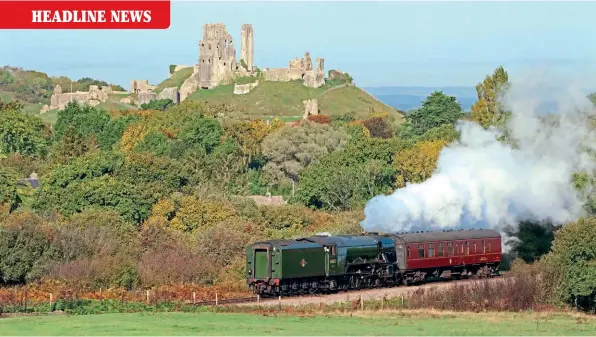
127, 22, 344, 115
177, 22, 331, 101
41, 84, 113, 113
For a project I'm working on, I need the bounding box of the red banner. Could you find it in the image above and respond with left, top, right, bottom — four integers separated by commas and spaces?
0, 0, 170, 29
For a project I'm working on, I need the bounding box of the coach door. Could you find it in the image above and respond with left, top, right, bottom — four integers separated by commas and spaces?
394, 242, 406, 270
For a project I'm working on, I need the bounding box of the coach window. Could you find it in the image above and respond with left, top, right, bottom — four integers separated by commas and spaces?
438, 243, 444, 257
428, 243, 435, 257
488, 241, 492, 252
465, 241, 469, 255
482, 240, 486, 253
473, 242, 477, 253
407, 247, 411, 258
418, 244, 425, 258
448, 242, 454, 256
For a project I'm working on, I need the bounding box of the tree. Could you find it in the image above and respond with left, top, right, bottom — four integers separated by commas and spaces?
140, 99, 173, 111
0, 109, 50, 157
50, 126, 95, 164
362, 116, 393, 138
541, 217, 596, 311
504, 221, 556, 263
97, 115, 140, 150
261, 123, 350, 185
294, 137, 404, 210
470, 66, 510, 128
225, 118, 284, 167
0, 100, 24, 113
295, 157, 395, 211
54, 101, 110, 140
403, 91, 463, 136
394, 139, 447, 188
134, 131, 170, 156
179, 116, 224, 154
0, 166, 21, 212
0, 213, 56, 285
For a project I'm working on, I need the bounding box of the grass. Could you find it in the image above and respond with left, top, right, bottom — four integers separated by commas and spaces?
0, 90, 44, 115
0, 310, 595, 335
187, 80, 403, 121
154, 68, 194, 94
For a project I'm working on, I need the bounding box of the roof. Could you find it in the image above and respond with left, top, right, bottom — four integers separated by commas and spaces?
297, 234, 379, 247
391, 229, 501, 243
19, 178, 39, 189
246, 195, 286, 206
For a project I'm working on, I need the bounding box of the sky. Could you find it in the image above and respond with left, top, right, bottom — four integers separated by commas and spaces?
2, 1, 596, 88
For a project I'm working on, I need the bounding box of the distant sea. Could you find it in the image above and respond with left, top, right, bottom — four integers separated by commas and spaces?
364, 86, 477, 112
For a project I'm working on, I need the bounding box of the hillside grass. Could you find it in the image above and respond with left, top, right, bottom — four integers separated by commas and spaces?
0, 311, 595, 335
187, 80, 403, 121
154, 68, 193, 94
0, 90, 44, 115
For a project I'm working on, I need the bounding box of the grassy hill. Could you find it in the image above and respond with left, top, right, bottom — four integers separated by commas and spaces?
187, 79, 404, 122
154, 67, 193, 94
0, 66, 133, 123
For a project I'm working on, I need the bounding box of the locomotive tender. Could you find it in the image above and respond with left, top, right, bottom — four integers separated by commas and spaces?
246, 229, 502, 296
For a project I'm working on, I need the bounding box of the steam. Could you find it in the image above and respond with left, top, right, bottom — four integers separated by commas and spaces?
361, 70, 596, 233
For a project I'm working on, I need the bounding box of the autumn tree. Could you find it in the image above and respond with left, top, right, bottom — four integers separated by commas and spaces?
97, 114, 140, 150
50, 125, 96, 164
225, 118, 284, 167
470, 66, 510, 128
362, 116, 393, 138
261, 123, 350, 185
394, 139, 447, 188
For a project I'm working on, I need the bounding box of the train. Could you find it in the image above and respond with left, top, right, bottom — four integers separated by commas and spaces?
246, 229, 502, 296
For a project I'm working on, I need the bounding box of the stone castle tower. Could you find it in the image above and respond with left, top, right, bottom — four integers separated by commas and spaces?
240, 24, 254, 71
198, 23, 237, 89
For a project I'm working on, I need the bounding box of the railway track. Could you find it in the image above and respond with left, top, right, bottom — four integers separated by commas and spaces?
191, 275, 505, 307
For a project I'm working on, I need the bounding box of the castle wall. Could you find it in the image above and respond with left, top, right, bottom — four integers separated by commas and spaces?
233, 80, 259, 95
130, 80, 156, 93
45, 84, 109, 112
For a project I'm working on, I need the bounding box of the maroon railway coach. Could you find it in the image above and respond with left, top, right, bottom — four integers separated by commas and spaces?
388, 229, 502, 284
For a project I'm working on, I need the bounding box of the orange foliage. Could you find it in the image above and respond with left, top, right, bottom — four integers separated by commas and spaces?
0, 280, 250, 305
307, 114, 331, 124
394, 139, 447, 188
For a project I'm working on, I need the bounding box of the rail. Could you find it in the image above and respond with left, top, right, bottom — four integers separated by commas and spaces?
188, 274, 504, 307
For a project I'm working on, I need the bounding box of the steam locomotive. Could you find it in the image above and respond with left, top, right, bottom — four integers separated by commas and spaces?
246, 229, 502, 296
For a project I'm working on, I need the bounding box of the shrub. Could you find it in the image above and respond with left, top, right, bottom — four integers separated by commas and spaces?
307, 115, 331, 124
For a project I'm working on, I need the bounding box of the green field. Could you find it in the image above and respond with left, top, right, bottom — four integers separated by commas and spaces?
1, 311, 595, 336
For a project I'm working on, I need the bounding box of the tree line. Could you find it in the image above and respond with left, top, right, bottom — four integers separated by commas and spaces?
1, 66, 596, 310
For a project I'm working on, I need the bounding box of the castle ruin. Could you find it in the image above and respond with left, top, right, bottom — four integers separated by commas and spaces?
198, 23, 238, 89
130, 80, 156, 94
144, 22, 332, 105
262, 52, 325, 88
40, 84, 110, 113
188, 23, 325, 92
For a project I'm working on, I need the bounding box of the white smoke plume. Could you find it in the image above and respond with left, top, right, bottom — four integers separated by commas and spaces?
361, 70, 596, 233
